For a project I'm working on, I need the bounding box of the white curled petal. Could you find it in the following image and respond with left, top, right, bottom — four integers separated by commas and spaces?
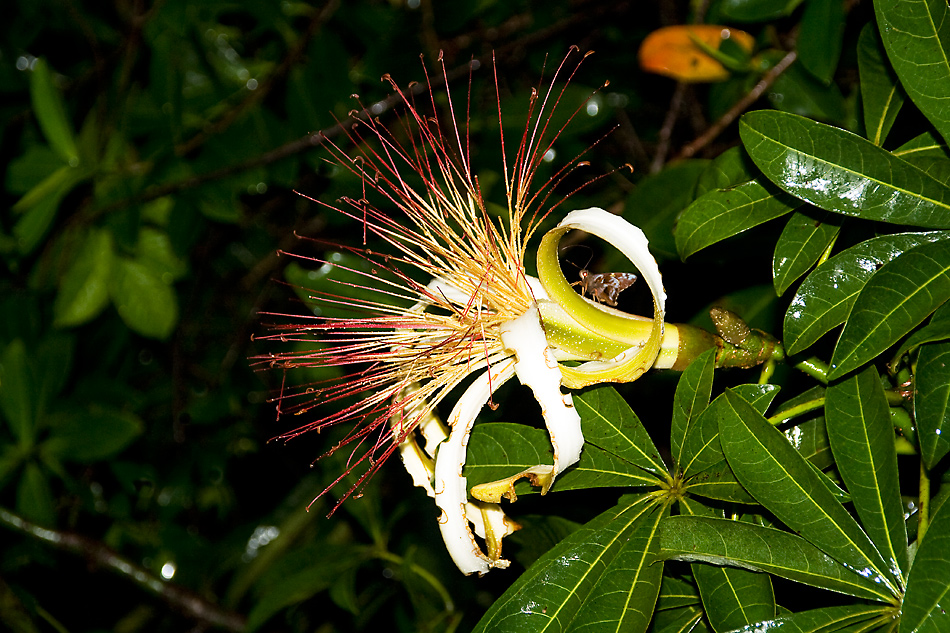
434, 358, 517, 576
556, 207, 666, 319
500, 307, 584, 477
398, 435, 436, 497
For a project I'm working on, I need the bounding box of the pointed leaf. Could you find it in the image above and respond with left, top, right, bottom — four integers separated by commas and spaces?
575, 386, 668, 479
0, 340, 36, 445
717, 390, 899, 602
857, 23, 905, 146
53, 228, 114, 328
893, 132, 950, 183
672, 348, 717, 473
472, 495, 656, 633
825, 366, 908, 579
829, 239, 950, 379
773, 209, 841, 296
567, 504, 668, 633
891, 301, 950, 366
901, 500, 950, 633
875, 0, 950, 146
110, 258, 178, 340
660, 516, 891, 601
656, 576, 700, 611
798, 0, 845, 84
915, 340, 950, 470
692, 562, 774, 633
740, 110, 950, 229
675, 180, 800, 259
784, 231, 950, 355
29, 59, 78, 163
16, 462, 55, 526
694, 147, 756, 197
649, 606, 704, 633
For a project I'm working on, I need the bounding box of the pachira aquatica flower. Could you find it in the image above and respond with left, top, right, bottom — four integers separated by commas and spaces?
257, 49, 765, 575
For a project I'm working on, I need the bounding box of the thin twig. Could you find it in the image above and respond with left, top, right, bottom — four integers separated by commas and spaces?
650, 82, 687, 173
674, 50, 798, 161
0, 507, 246, 632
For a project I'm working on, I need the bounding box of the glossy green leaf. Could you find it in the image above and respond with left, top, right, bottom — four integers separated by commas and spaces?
465, 422, 660, 494
891, 302, 950, 367
740, 110, 950, 229
656, 576, 700, 611
692, 561, 774, 633
902, 500, 950, 633
671, 348, 717, 474
693, 147, 756, 198
649, 606, 704, 633
53, 228, 114, 328
717, 390, 899, 602
825, 366, 907, 579
893, 132, 950, 183
110, 258, 179, 340
875, 0, 950, 146
915, 340, 950, 470
46, 407, 144, 462
0, 339, 35, 445
857, 23, 905, 146
829, 239, 950, 379
660, 516, 892, 601
575, 386, 668, 480
728, 605, 889, 633
472, 495, 660, 633
675, 180, 800, 259
784, 231, 950, 355
772, 209, 841, 296
29, 59, 78, 163
798, 0, 845, 84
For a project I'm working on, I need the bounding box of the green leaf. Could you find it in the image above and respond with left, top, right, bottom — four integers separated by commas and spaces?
720, 0, 804, 22
575, 386, 668, 480
46, 407, 144, 462
727, 605, 889, 633
857, 23, 905, 146
34, 333, 75, 421
902, 500, 950, 633
798, 0, 845, 84
53, 228, 115, 328
767, 62, 847, 123
29, 59, 78, 163
660, 516, 892, 601
717, 390, 899, 603
890, 302, 950, 366
465, 423, 660, 495
692, 562, 774, 633
893, 132, 950, 183
0, 339, 36, 445
138, 227, 188, 283
875, 0, 950, 146
16, 462, 55, 526
829, 239, 950, 379
656, 576, 700, 611
825, 366, 907, 579
671, 348, 717, 474
915, 340, 950, 470
472, 495, 663, 633
784, 231, 950, 355
648, 606, 705, 633
772, 209, 841, 296
693, 147, 756, 198
740, 110, 950, 229
675, 180, 800, 259
11, 166, 85, 255
110, 258, 179, 339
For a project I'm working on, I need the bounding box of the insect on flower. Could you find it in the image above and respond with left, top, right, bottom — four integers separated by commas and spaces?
255, 48, 670, 575
574, 269, 638, 307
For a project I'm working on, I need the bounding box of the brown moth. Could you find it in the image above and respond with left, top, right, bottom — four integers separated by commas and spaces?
573, 269, 638, 307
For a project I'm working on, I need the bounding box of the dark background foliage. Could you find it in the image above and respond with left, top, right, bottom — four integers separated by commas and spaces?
0, 0, 884, 631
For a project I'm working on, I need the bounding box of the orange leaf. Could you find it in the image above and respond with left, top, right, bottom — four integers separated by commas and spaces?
639, 25, 755, 83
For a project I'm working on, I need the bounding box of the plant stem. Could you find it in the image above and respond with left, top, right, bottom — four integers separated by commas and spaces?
918, 461, 931, 543
768, 398, 825, 425
794, 357, 829, 383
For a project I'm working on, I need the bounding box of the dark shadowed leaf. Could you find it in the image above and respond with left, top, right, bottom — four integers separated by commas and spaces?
798, 0, 845, 84
915, 339, 950, 470
772, 209, 841, 296
857, 22, 905, 146
901, 500, 950, 633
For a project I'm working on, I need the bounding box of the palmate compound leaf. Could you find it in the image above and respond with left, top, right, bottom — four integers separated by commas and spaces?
717, 390, 901, 604
901, 500, 950, 633
740, 110, 950, 229
783, 231, 950, 356
828, 239, 950, 380
875, 0, 950, 147
465, 385, 668, 495
473, 495, 668, 633
825, 366, 908, 581
659, 516, 894, 601
671, 348, 717, 474
674, 180, 801, 259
